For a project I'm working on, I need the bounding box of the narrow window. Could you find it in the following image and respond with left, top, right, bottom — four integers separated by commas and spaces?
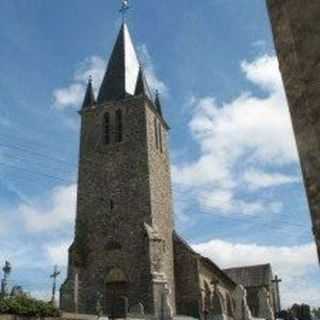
115, 109, 123, 143
158, 122, 163, 153
110, 199, 114, 211
104, 113, 110, 145
154, 117, 159, 149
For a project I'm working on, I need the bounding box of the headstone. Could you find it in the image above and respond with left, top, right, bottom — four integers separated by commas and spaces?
129, 303, 144, 317
161, 284, 174, 320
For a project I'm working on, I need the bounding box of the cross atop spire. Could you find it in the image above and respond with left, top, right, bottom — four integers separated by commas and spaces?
119, 0, 130, 22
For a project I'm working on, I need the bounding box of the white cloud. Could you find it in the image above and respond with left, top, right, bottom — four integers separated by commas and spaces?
53, 84, 84, 110
53, 56, 105, 110
173, 55, 299, 216
137, 44, 168, 97
20, 184, 77, 233
241, 55, 282, 93
243, 169, 299, 191
193, 239, 320, 307
46, 241, 71, 267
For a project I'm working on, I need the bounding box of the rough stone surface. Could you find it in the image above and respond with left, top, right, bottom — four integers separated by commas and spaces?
60, 95, 175, 316
257, 289, 274, 320
232, 286, 252, 320
224, 264, 278, 318
266, 0, 320, 262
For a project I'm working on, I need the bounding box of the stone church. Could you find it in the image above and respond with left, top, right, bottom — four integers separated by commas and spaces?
60, 21, 279, 320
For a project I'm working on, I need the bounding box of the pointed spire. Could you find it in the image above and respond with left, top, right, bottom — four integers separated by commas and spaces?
154, 90, 163, 116
82, 76, 96, 110
135, 66, 152, 99
97, 23, 140, 104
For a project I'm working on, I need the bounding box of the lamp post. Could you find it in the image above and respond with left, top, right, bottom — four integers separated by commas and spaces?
1, 261, 12, 296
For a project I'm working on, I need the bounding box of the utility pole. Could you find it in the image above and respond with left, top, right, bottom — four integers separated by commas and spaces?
272, 275, 282, 315
50, 265, 61, 304
1, 261, 12, 297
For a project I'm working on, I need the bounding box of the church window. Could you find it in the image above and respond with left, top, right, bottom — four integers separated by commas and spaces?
154, 118, 159, 149
226, 294, 234, 317
158, 123, 163, 153
115, 109, 123, 143
104, 113, 110, 145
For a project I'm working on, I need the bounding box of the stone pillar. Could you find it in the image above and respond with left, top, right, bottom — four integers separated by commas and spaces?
258, 288, 274, 320
232, 285, 253, 320
266, 0, 320, 264
74, 270, 79, 313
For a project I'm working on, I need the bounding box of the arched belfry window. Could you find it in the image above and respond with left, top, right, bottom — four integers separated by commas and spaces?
116, 109, 123, 143
154, 117, 159, 149
158, 122, 163, 153
104, 113, 110, 145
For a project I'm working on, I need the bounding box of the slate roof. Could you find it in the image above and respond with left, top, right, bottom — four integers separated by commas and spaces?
97, 23, 154, 104
223, 264, 273, 288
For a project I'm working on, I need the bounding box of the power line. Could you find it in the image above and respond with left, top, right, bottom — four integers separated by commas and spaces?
0, 141, 76, 168
0, 161, 71, 183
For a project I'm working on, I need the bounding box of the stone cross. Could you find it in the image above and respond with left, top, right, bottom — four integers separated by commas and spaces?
272, 275, 282, 314
119, 0, 130, 21
50, 265, 61, 304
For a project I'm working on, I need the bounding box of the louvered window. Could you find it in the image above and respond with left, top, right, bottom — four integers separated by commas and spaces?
154, 118, 159, 149
115, 109, 123, 143
104, 113, 110, 145
158, 123, 163, 153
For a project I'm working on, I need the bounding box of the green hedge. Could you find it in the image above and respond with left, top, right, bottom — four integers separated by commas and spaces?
0, 296, 60, 317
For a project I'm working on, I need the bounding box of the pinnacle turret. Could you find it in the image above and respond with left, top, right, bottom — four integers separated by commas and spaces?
82, 76, 96, 110
135, 67, 152, 99
154, 90, 163, 116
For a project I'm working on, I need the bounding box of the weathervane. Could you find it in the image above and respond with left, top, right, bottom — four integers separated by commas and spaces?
119, 0, 130, 22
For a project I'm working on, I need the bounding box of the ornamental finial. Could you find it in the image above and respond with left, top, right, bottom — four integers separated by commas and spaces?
119, 0, 130, 22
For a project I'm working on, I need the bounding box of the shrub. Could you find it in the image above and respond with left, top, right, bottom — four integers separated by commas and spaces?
0, 295, 60, 317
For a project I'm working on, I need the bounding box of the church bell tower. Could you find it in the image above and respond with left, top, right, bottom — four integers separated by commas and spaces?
60, 21, 176, 318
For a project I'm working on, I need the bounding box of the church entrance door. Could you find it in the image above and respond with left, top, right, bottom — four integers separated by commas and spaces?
105, 282, 128, 319
105, 268, 129, 319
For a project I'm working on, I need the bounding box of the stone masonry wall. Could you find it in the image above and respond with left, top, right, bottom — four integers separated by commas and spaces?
173, 235, 201, 318
266, 0, 320, 262
198, 262, 235, 319
61, 96, 171, 315
145, 100, 176, 314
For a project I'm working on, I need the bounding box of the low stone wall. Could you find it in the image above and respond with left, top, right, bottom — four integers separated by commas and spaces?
0, 316, 59, 320
0, 314, 199, 320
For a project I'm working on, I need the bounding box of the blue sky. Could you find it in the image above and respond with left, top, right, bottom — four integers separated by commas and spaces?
0, 0, 319, 308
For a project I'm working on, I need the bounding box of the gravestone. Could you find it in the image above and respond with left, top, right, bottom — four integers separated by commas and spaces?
129, 303, 144, 317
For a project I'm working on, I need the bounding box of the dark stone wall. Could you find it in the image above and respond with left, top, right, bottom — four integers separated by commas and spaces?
266, 0, 320, 262
173, 235, 237, 320
145, 103, 176, 314
173, 235, 201, 318
60, 95, 175, 316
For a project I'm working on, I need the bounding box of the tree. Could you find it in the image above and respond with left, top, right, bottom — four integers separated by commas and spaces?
312, 308, 320, 320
